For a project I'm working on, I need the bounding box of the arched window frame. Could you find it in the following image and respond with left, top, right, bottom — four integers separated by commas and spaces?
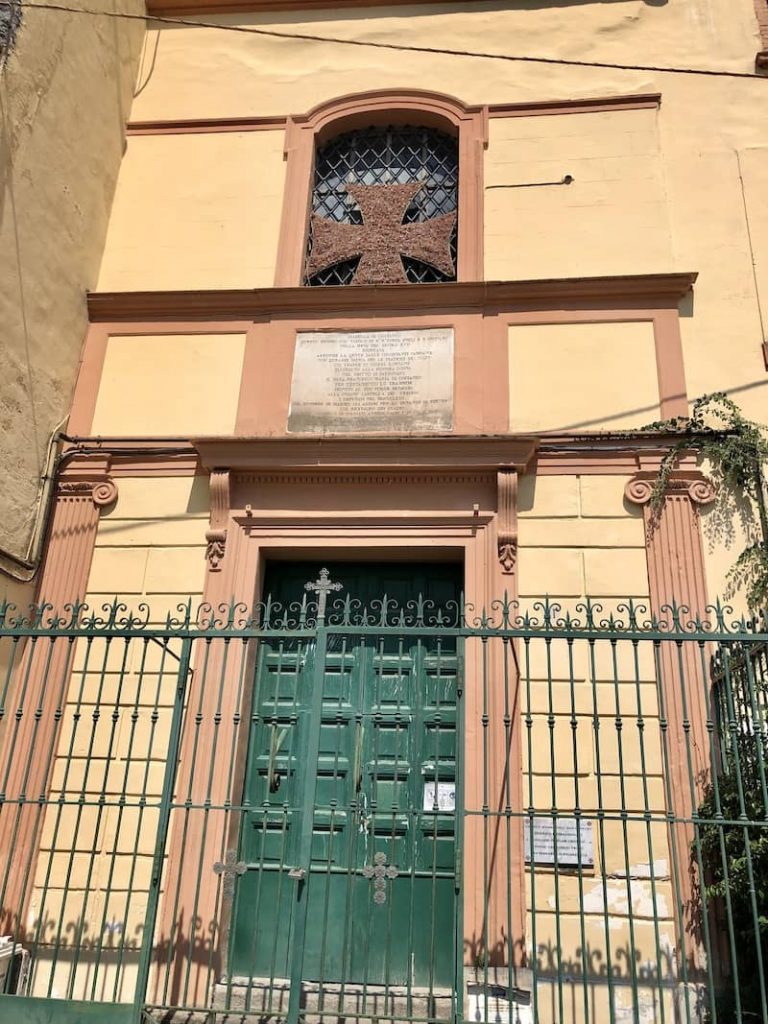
274, 90, 488, 287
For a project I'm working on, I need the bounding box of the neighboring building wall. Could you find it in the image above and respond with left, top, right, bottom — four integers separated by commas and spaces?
0, 0, 145, 578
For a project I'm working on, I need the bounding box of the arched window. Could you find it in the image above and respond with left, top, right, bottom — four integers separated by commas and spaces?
304, 125, 459, 287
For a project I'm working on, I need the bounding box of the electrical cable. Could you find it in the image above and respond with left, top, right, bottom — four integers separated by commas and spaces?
0, 0, 766, 81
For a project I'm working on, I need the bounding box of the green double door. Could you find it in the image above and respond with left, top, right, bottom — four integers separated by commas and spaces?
230, 562, 462, 990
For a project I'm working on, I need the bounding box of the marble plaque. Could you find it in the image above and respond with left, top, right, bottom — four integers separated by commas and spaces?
524, 818, 594, 867
287, 328, 454, 434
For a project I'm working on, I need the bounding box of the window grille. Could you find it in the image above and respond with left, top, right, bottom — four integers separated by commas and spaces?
305, 125, 459, 286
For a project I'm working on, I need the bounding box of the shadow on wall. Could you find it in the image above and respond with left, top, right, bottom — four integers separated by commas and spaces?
259, 0, 672, 25
148, 0, 669, 34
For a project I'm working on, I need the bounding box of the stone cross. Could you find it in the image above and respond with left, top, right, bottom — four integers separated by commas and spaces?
362, 851, 399, 905
213, 849, 247, 901
305, 183, 456, 286
304, 568, 343, 620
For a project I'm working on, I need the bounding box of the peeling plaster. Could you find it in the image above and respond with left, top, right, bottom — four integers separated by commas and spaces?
577, 879, 670, 919
0, 1, 21, 64
610, 859, 670, 881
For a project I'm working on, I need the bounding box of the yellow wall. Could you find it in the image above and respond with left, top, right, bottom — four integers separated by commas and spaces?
87, 475, 209, 609
0, 2, 144, 569
518, 472, 649, 605
97, 132, 286, 291
486, 108, 672, 281
509, 321, 660, 433
92, 333, 247, 436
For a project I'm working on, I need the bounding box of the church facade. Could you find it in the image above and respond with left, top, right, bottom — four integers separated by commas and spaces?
1, 1, 768, 1022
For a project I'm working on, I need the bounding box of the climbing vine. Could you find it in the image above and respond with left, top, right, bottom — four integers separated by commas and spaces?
644, 392, 768, 610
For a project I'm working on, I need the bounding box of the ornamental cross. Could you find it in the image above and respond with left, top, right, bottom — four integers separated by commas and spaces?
305, 183, 456, 286
362, 851, 399, 905
304, 568, 343, 620
213, 849, 247, 901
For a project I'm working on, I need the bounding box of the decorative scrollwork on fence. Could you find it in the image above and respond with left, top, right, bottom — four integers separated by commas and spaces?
0, 594, 765, 638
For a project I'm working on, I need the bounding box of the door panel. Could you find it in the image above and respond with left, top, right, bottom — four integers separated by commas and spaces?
230, 562, 462, 990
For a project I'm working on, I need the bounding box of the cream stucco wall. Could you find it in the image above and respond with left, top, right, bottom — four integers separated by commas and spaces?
96, 132, 286, 291
486, 108, 673, 281
518, 473, 649, 607
91, 332, 247, 435
0, 3, 144, 571
508, 321, 660, 433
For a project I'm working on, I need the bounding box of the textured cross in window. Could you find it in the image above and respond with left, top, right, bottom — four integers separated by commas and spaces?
305, 183, 456, 286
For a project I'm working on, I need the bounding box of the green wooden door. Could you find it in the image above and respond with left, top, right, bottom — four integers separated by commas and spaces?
229, 562, 462, 991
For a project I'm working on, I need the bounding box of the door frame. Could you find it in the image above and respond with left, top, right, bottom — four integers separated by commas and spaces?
155, 439, 535, 1005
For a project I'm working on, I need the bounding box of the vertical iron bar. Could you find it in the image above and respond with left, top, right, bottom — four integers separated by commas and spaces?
286, 620, 328, 1024
454, 639, 465, 1024
588, 638, 615, 1024
629, 637, 667, 1024
134, 635, 193, 1018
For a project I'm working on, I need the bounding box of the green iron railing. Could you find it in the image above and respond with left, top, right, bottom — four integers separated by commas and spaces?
0, 595, 764, 1024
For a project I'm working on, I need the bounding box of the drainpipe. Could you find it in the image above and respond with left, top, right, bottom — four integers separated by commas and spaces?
0, 418, 68, 584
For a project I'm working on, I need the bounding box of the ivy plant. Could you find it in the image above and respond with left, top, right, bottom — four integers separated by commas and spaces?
644, 392, 768, 611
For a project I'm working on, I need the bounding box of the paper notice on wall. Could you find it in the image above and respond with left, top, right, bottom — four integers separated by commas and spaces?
467, 986, 532, 1024
423, 782, 456, 812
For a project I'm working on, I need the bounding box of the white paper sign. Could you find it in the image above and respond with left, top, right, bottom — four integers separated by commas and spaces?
467, 986, 532, 1024
423, 782, 456, 812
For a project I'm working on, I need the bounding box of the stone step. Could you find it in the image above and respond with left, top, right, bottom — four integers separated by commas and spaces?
210, 977, 456, 1023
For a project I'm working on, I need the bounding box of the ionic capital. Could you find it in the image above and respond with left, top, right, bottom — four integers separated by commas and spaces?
624, 472, 716, 508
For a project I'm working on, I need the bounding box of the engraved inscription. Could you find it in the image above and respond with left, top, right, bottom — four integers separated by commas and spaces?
524, 818, 594, 867
287, 328, 454, 434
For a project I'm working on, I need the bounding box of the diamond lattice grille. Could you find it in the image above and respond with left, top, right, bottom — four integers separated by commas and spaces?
305, 125, 459, 286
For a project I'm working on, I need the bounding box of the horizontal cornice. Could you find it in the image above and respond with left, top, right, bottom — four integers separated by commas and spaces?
87, 273, 697, 322
60, 432, 698, 477
148, 0, 546, 16
125, 93, 661, 136
193, 434, 540, 472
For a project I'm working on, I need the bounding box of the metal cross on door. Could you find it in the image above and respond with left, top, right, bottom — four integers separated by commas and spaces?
362, 851, 399, 905
304, 567, 343, 621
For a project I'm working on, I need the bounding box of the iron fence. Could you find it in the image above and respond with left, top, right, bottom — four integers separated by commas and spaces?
0, 595, 765, 1024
